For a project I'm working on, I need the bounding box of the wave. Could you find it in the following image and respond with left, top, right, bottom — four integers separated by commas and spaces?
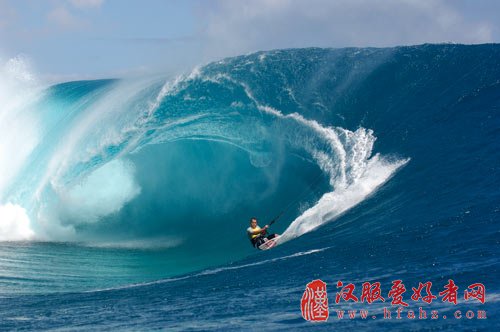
0, 50, 405, 249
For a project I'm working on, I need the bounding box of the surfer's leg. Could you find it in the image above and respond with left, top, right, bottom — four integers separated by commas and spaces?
254, 236, 265, 247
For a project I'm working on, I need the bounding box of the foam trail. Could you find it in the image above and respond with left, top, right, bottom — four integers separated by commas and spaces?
253, 104, 409, 243
198, 247, 330, 276
279, 156, 409, 243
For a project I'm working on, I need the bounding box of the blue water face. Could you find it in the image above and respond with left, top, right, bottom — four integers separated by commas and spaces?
0, 44, 498, 330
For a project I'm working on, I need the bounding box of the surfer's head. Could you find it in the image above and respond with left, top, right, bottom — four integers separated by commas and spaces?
250, 217, 257, 228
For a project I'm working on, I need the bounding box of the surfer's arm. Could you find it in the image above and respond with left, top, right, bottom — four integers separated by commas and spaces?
248, 226, 267, 235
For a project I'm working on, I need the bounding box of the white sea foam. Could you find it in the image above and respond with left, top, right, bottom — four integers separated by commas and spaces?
36, 78, 152, 197
32, 79, 158, 237
0, 56, 41, 240
279, 156, 408, 243
0, 56, 40, 201
198, 247, 330, 276
0, 203, 35, 241
254, 104, 409, 244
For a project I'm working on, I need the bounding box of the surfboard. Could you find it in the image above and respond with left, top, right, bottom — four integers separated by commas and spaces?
258, 235, 280, 250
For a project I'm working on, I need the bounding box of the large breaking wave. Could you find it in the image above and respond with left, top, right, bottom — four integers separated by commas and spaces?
0, 49, 407, 253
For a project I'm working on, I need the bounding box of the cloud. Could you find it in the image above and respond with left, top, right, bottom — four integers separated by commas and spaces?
69, 0, 104, 9
199, 0, 495, 59
47, 6, 86, 28
46, 1, 104, 29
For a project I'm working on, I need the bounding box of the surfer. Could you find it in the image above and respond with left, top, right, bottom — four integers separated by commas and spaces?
247, 217, 278, 249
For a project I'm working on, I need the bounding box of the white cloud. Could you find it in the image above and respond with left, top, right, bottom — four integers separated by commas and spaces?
47, 6, 86, 28
200, 0, 495, 59
46, 0, 104, 29
69, 0, 104, 9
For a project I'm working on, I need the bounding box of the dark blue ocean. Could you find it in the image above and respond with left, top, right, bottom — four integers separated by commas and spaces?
0, 44, 498, 330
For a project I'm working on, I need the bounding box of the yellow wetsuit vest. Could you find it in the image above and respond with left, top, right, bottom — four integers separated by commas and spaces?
247, 226, 262, 240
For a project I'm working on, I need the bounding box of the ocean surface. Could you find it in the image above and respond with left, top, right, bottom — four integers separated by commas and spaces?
0, 44, 498, 330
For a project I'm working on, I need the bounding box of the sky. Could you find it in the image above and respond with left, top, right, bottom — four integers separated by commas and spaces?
0, 0, 499, 82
